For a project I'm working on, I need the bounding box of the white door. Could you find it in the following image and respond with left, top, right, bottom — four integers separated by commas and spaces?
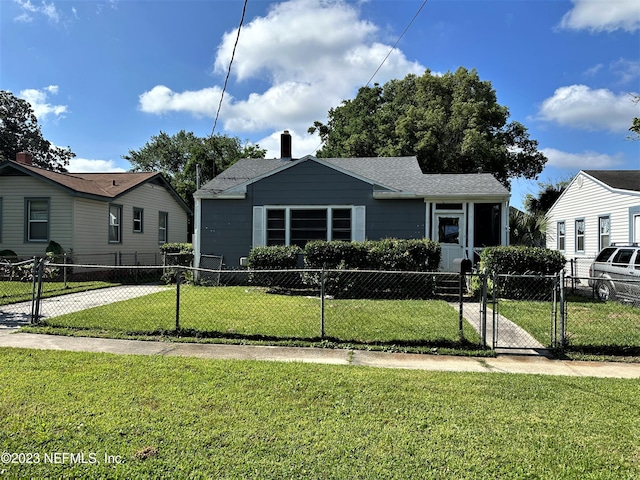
435, 213, 465, 271
634, 214, 640, 244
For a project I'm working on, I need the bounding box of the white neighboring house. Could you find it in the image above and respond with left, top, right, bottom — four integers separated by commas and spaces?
545, 170, 640, 275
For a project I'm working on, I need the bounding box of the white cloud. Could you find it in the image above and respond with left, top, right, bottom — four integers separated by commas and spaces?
257, 129, 323, 159
611, 58, 640, 84
138, 85, 226, 117
13, 0, 62, 23
537, 85, 638, 132
19, 85, 68, 121
541, 148, 624, 169
138, 0, 425, 152
559, 0, 640, 32
68, 158, 126, 173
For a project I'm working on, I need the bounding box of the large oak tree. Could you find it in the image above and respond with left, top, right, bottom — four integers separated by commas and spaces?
309, 68, 547, 188
0, 90, 74, 171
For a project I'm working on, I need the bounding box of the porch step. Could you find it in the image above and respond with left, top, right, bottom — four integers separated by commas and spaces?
434, 274, 464, 297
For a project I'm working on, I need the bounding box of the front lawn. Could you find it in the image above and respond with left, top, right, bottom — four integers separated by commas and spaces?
497, 296, 640, 358
0, 349, 638, 478
30, 285, 482, 353
0, 280, 118, 306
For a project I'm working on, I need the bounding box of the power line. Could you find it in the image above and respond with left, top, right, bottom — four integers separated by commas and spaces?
365, 0, 429, 87
211, 0, 248, 137
311, 0, 429, 155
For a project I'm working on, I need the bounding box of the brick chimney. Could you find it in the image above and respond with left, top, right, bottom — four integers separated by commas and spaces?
280, 130, 292, 159
16, 151, 33, 165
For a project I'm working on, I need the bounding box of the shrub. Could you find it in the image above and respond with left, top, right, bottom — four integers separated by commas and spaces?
247, 245, 302, 288
303, 239, 441, 298
160, 243, 193, 284
473, 246, 566, 299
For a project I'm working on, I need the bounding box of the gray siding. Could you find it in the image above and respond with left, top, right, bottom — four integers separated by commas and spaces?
200, 161, 426, 267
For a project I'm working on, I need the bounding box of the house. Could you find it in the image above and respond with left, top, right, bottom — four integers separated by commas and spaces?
193, 131, 510, 272
0, 152, 192, 263
545, 169, 640, 273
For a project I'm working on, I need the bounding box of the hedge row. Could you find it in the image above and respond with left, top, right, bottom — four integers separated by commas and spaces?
247, 239, 441, 272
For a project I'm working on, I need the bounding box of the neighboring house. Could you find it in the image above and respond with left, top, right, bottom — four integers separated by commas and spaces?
0, 152, 191, 261
545, 170, 640, 272
193, 132, 510, 272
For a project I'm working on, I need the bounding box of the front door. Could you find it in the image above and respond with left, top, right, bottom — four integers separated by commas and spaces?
435, 213, 465, 271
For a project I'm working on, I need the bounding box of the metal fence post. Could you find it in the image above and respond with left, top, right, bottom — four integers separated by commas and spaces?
559, 270, 566, 349
32, 257, 45, 324
175, 268, 181, 331
480, 269, 487, 348
63, 253, 68, 288
320, 268, 325, 338
458, 272, 464, 340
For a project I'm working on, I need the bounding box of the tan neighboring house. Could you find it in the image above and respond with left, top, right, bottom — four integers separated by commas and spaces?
0, 152, 191, 261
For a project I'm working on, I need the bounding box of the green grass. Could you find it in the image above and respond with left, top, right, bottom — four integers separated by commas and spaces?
1, 348, 639, 478
498, 296, 640, 359
0, 280, 118, 305
29, 285, 482, 354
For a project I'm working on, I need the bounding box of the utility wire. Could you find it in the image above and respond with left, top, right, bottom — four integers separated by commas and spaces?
365, 0, 428, 87
211, 0, 248, 137
311, 0, 429, 155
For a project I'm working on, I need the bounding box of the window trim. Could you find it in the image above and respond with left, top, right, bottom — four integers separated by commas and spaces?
254, 205, 365, 247
557, 221, 565, 251
133, 207, 144, 233
158, 211, 168, 245
25, 197, 50, 243
108, 204, 123, 244
598, 215, 610, 251
574, 218, 585, 253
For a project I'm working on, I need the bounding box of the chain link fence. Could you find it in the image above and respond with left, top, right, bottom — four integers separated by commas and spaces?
1, 258, 639, 356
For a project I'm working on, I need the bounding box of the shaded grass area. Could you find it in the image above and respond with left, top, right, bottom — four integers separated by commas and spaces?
26, 285, 484, 355
498, 296, 640, 361
0, 281, 118, 306
1, 348, 640, 478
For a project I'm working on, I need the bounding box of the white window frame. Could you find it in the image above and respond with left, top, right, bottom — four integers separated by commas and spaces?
253, 205, 366, 247
575, 218, 585, 253
598, 215, 610, 250
557, 221, 565, 251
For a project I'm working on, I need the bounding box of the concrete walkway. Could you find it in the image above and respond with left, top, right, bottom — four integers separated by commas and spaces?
0, 329, 639, 379
453, 301, 546, 354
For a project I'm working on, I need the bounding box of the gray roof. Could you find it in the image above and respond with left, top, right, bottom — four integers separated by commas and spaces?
583, 170, 640, 193
197, 156, 510, 198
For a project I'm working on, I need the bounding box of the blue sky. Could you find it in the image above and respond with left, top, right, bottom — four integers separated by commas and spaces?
1, 0, 639, 209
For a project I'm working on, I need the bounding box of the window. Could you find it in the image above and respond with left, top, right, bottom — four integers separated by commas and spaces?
133, 208, 144, 233
26, 198, 49, 242
158, 212, 168, 244
109, 204, 122, 243
557, 221, 566, 251
261, 206, 360, 247
612, 249, 634, 266
599, 216, 610, 250
575, 219, 585, 253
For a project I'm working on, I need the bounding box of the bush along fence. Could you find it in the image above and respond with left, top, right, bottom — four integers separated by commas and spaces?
1, 257, 638, 356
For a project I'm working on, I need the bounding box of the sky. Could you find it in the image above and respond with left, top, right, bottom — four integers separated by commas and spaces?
1, 0, 639, 209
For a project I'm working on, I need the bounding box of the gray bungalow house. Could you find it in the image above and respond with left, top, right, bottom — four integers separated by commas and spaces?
194, 133, 511, 272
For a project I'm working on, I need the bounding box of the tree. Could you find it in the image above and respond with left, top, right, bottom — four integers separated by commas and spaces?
510, 178, 570, 246
630, 94, 640, 140
123, 131, 265, 209
309, 68, 547, 188
523, 178, 571, 215
0, 90, 74, 171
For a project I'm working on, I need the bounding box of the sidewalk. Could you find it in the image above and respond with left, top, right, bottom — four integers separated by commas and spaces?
1, 328, 639, 379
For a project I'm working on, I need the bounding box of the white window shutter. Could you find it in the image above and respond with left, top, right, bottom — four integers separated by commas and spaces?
252, 206, 265, 247
353, 206, 366, 241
